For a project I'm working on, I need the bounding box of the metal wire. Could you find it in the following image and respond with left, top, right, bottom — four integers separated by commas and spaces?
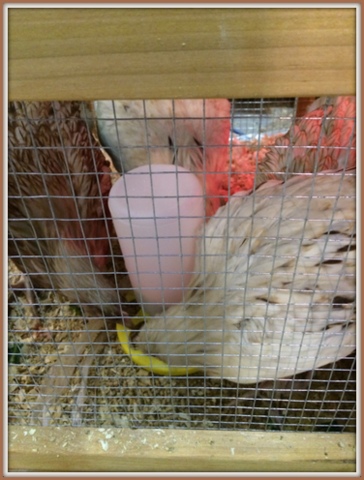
8, 97, 356, 432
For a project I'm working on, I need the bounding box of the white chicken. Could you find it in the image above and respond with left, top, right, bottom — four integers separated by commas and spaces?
133, 169, 356, 384
93, 99, 231, 216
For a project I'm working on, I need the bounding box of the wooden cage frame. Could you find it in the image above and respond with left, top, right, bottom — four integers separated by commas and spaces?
7, 7, 356, 473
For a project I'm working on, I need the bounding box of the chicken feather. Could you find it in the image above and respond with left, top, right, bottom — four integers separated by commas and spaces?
93, 99, 231, 216
255, 96, 356, 187
8, 101, 129, 424
134, 169, 356, 384
8, 101, 123, 312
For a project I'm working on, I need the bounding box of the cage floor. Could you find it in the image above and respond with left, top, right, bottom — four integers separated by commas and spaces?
8, 258, 356, 433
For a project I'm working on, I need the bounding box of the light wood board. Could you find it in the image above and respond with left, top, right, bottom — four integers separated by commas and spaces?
8, 426, 356, 472
8, 8, 356, 101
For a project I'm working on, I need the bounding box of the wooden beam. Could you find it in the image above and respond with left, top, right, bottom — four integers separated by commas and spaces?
8, 8, 356, 101
8, 426, 356, 472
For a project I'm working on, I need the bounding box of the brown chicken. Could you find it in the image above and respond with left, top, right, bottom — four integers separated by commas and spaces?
8, 101, 128, 423
8, 101, 125, 314
255, 96, 356, 186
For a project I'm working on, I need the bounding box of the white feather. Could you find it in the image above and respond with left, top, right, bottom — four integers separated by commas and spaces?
94, 99, 231, 216
135, 170, 356, 384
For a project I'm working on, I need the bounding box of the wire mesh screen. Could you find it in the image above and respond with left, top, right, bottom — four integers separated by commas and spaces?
8, 97, 356, 432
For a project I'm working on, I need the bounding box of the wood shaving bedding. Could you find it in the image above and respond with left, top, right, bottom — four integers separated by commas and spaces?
8, 255, 356, 432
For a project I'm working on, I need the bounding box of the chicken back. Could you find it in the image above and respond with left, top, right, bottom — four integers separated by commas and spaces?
134, 169, 356, 384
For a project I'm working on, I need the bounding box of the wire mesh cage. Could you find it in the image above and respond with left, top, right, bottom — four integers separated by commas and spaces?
8, 97, 356, 435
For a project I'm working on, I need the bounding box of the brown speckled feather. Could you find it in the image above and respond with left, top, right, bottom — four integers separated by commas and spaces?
256, 96, 356, 187
8, 101, 128, 424
8, 101, 123, 315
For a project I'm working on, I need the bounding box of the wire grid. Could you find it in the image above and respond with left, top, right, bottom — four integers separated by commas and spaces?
8, 98, 356, 432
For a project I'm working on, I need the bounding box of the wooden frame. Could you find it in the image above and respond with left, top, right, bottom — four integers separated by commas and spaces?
7, 6, 357, 473
9, 8, 355, 101
8, 426, 356, 472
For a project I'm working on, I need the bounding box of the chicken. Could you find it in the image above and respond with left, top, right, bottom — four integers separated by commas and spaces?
255, 96, 356, 187
133, 169, 356, 384
8, 101, 123, 314
8, 101, 128, 423
93, 99, 231, 216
